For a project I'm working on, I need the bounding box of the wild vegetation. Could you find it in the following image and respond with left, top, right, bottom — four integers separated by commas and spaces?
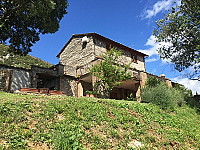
0, 44, 52, 69
141, 83, 184, 110
0, 91, 199, 149
141, 77, 184, 110
89, 47, 132, 98
141, 77, 197, 111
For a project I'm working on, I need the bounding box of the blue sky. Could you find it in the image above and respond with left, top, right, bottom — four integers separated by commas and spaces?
30, 0, 200, 94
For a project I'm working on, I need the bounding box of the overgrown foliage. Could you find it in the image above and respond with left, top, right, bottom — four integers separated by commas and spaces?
175, 84, 200, 111
153, 0, 200, 79
0, 44, 52, 69
89, 48, 132, 98
141, 83, 184, 110
0, 0, 69, 54
174, 84, 193, 101
145, 76, 161, 87
0, 91, 199, 149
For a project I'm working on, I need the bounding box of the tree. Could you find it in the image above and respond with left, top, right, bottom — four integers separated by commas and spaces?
0, 0, 69, 54
89, 48, 132, 98
153, 0, 200, 80
145, 76, 161, 88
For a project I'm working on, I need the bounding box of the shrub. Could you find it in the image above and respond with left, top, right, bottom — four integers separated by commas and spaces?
141, 83, 184, 110
145, 76, 161, 87
174, 84, 193, 101
174, 84, 200, 111
126, 93, 137, 101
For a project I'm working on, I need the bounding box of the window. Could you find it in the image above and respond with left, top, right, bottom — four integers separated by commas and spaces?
131, 53, 137, 63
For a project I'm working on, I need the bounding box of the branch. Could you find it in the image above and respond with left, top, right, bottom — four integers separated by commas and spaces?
190, 78, 200, 81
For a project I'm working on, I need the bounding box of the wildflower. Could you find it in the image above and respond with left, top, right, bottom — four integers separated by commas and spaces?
124, 112, 125, 115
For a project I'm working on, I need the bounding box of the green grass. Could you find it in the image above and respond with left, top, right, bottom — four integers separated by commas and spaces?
0, 91, 200, 149
0, 44, 52, 69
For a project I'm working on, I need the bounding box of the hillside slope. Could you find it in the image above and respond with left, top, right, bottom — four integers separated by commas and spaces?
0, 44, 52, 69
0, 91, 199, 149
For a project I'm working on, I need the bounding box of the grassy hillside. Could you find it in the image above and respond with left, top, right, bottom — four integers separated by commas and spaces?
0, 91, 199, 149
0, 44, 53, 69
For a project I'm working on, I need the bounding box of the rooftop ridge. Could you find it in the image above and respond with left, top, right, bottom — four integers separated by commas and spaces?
56, 33, 148, 58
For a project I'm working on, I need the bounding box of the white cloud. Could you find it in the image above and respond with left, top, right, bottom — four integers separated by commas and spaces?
142, 0, 181, 19
138, 35, 172, 62
172, 77, 200, 94
138, 35, 158, 56
146, 57, 159, 63
145, 35, 157, 46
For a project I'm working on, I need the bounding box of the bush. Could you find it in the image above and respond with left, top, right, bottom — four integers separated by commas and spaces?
174, 84, 200, 111
174, 84, 193, 101
126, 93, 137, 101
141, 83, 184, 110
145, 76, 161, 87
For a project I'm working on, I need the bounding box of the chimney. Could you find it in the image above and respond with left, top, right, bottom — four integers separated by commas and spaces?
160, 74, 165, 78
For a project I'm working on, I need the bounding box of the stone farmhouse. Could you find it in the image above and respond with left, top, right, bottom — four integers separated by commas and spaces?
0, 33, 175, 99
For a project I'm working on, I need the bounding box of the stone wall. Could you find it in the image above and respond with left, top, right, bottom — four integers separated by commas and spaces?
11, 69, 31, 92
120, 50, 145, 71
93, 37, 146, 72
59, 35, 95, 77
0, 65, 78, 95
59, 35, 146, 78
0, 65, 31, 92
60, 75, 77, 96
0, 69, 12, 91
93, 38, 107, 56
166, 79, 172, 87
76, 62, 93, 77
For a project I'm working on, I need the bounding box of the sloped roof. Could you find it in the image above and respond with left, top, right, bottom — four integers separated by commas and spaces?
56, 33, 148, 58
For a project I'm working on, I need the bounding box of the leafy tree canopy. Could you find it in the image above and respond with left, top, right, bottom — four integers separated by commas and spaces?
89, 48, 132, 98
145, 76, 161, 88
0, 0, 69, 54
153, 0, 200, 80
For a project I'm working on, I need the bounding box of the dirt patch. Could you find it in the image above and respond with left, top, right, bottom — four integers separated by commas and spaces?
129, 109, 142, 117
0, 140, 7, 147
56, 114, 65, 121
90, 125, 107, 138
169, 140, 180, 149
84, 143, 93, 150
106, 135, 120, 150
28, 120, 38, 130
28, 141, 50, 150
107, 111, 115, 119
31, 98, 47, 102
83, 124, 121, 149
